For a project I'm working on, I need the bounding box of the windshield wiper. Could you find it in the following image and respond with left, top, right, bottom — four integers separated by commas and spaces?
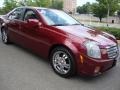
52, 23, 80, 26
71, 23, 80, 25
52, 24, 69, 26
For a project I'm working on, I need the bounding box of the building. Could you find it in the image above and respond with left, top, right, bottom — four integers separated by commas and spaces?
63, 0, 77, 13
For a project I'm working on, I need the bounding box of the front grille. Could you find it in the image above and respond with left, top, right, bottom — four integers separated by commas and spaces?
106, 45, 119, 59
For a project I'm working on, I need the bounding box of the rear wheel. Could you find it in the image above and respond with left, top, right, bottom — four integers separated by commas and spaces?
50, 47, 76, 78
1, 28, 10, 44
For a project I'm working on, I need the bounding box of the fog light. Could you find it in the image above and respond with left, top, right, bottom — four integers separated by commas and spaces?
94, 66, 100, 73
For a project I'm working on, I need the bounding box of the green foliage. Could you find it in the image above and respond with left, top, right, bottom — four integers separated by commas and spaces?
0, 0, 18, 14
117, 10, 120, 19
77, 2, 91, 14
92, 3, 107, 22
33, 0, 51, 7
18, 0, 51, 7
117, 5, 120, 20
50, 0, 63, 10
96, 0, 120, 16
0, 0, 63, 15
97, 27, 120, 39
91, 0, 120, 22
18, 0, 34, 6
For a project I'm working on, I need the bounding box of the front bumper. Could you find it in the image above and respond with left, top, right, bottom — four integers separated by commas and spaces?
76, 55, 117, 76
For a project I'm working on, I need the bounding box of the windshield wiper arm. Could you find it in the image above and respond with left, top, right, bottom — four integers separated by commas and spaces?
52, 24, 69, 26
71, 23, 80, 25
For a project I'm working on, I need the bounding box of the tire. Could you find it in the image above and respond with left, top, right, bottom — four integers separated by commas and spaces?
50, 47, 76, 78
1, 28, 10, 44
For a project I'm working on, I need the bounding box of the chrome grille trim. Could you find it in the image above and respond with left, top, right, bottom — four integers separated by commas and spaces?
106, 45, 119, 59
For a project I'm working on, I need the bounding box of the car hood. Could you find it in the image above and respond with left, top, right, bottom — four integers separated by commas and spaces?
56, 25, 117, 46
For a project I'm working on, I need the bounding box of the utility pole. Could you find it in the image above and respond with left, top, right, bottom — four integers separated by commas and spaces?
106, 0, 110, 27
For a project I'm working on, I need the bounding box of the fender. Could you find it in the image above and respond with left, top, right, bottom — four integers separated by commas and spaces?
64, 40, 79, 55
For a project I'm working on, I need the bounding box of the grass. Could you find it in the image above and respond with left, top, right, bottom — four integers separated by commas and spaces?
96, 27, 120, 40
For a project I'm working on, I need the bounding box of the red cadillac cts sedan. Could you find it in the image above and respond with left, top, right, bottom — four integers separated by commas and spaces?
0, 7, 119, 77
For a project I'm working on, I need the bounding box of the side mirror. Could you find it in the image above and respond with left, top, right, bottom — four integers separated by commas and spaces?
27, 19, 41, 28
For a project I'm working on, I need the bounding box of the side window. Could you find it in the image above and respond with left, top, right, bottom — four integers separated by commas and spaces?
24, 10, 38, 21
8, 8, 23, 20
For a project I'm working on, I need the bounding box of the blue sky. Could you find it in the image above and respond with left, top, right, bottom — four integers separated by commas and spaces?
0, 0, 96, 7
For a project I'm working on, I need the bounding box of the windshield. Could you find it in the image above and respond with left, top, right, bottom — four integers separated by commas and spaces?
38, 9, 80, 26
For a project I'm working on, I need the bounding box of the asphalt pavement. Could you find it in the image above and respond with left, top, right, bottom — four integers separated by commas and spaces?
0, 38, 120, 90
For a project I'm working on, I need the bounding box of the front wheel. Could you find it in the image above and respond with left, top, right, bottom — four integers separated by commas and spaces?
1, 28, 10, 44
50, 47, 76, 78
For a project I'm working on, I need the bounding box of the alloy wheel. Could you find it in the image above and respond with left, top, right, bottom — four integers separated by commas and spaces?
52, 51, 71, 75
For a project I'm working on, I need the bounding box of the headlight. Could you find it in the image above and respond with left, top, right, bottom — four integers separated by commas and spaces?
84, 41, 101, 59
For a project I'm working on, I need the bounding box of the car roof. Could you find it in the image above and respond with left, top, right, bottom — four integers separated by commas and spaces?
18, 6, 65, 13
17, 6, 55, 10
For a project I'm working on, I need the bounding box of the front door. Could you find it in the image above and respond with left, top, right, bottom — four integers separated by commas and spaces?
19, 9, 50, 56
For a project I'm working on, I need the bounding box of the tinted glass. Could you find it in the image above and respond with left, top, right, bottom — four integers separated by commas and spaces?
38, 9, 80, 26
8, 8, 23, 20
24, 10, 38, 21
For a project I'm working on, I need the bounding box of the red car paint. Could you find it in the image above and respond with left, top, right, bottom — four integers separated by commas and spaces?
0, 7, 119, 76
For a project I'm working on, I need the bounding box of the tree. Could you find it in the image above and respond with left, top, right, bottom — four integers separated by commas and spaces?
50, 0, 63, 10
77, 2, 91, 14
91, 0, 120, 22
19, 0, 35, 6
19, 0, 51, 7
96, 0, 120, 16
96, 0, 120, 23
34, 0, 51, 7
0, 8, 4, 14
0, 0, 64, 15
1, 0, 18, 14
116, 1, 120, 20
92, 3, 107, 22
118, 10, 120, 21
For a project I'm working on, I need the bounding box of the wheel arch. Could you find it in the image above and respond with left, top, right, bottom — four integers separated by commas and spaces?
48, 43, 78, 61
1, 26, 5, 32
49, 43, 78, 76
1, 25, 7, 33
49, 44, 72, 56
